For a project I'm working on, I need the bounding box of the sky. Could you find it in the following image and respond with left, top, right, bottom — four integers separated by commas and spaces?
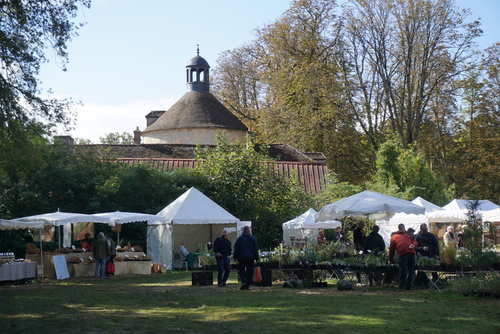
38, 0, 500, 143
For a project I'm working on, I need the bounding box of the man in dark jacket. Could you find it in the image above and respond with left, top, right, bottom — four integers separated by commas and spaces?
233, 226, 259, 290
415, 223, 440, 260
364, 225, 386, 255
213, 230, 232, 287
415, 223, 440, 288
363, 225, 387, 286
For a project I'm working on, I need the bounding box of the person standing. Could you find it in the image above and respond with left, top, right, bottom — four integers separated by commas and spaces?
363, 225, 386, 256
333, 226, 349, 243
353, 221, 366, 253
388, 224, 417, 291
233, 226, 259, 290
79, 233, 93, 251
213, 230, 232, 287
415, 223, 440, 288
92, 232, 109, 279
415, 223, 440, 260
363, 225, 386, 286
317, 229, 328, 246
443, 225, 456, 248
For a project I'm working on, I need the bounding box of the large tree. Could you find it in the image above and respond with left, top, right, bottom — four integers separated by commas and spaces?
341, 0, 481, 149
213, 0, 375, 183
0, 0, 91, 137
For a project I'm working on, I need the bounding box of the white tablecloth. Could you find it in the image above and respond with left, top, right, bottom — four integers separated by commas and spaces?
0, 262, 37, 281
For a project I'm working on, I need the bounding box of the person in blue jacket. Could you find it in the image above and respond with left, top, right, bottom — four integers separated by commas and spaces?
213, 230, 232, 287
233, 226, 259, 290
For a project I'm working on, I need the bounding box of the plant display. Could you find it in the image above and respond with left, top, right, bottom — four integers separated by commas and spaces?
197, 243, 217, 266
448, 271, 500, 297
440, 243, 457, 265
417, 257, 440, 268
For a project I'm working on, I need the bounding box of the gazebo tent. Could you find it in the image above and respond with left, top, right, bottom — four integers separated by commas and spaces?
147, 187, 239, 269
376, 197, 443, 246
443, 199, 499, 211
282, 208, 341, 246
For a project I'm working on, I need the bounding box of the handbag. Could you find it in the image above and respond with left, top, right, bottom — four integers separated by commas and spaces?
105, 261, 115, 276
253, 266, 262, 283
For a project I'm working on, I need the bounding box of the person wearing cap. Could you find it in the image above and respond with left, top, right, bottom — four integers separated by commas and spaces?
233, 226, 259, 290
213, 230, 232, 286
333, 226, 349, 243
92, 232, 110, 278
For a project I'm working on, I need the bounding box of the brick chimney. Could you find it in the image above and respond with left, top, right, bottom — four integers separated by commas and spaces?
133, 127, 142, 144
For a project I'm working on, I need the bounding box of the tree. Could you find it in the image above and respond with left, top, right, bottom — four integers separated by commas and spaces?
446, 43, 500, 200
371, 139, 453, 205
195, 132, 313, 247
212, 45, 269, 126
0, 0, 91, 138
341, 0, 481, 149
213, 0, 375, 183
100, 132, 134, 144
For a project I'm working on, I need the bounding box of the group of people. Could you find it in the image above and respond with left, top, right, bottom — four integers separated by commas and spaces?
316, 225, 351, 246
316, 221, 448, 290
79, 232, 116, 279
389, 223, 440, 290
179, 226, 260, 290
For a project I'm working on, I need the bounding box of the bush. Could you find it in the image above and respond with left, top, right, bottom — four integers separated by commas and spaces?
448, 271, 500, 297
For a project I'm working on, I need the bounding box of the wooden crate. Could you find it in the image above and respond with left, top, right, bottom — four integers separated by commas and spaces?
192, 271, 213, 285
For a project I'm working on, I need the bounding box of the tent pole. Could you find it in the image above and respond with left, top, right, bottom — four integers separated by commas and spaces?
39, 228, 45, 281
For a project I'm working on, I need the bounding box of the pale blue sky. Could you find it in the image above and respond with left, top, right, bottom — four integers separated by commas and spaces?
38, 0, 499, 142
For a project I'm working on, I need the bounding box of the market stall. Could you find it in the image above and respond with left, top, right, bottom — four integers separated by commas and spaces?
0, 261, 37, 283
26, 251, 151, 278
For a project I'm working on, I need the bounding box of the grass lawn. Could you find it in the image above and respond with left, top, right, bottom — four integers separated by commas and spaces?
1, 271, 499, 334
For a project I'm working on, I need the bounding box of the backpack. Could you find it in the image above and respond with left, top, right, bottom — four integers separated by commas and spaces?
106, 237, 116, 256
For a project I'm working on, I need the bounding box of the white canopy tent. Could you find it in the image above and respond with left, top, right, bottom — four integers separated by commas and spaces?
14, 210, 112, 248
0, 219, 44, 230
91, 211, 170, 246
282, 208, 341, 246
426, 199, 500, 224
376, 197, 443, 246
14, 210, 110, 226
443, 199, 499, 211
147, 187, 240, 269
91, 211, 168, 225
316, 190, 426, 221
483, 209, 500, 223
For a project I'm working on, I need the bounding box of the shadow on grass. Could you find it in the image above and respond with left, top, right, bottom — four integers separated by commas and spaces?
0, 272, 499, 334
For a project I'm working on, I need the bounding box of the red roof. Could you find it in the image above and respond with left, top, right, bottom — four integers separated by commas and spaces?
117, 158, 328, 194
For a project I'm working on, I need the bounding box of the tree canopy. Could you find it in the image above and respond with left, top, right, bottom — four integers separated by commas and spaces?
0, 0, 90, 138
212, 0, 499, 201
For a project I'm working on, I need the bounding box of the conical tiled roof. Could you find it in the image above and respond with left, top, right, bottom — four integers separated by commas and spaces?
142, 91, 248, 133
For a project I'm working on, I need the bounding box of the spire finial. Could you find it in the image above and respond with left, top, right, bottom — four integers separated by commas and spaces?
196, 44, 199, 56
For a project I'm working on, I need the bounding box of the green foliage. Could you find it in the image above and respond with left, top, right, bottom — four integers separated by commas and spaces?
375, 139, 402, 187
448, 271, 500, 297
195, 132, 313, 248
197, 243, 217, 266
371, 139, 453, 205
314, 174, 363, 208
99, 132, 134, 144
0, 0, 91, 139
